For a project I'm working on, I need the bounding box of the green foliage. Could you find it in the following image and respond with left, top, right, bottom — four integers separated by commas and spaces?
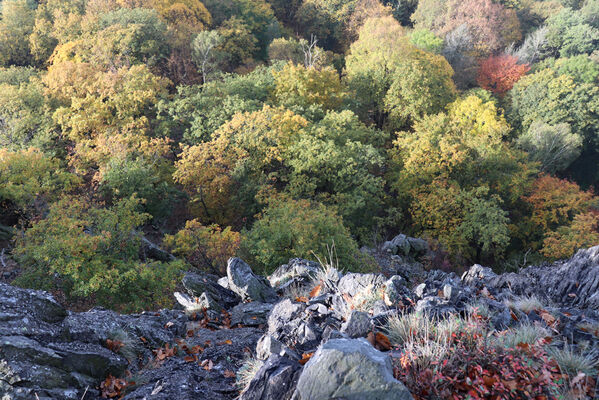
201, 0, 277, 58
537, 55, 599, 83
157, 65, 276, 144
508, 67, 599, 147
384, 48, 456, 129
0, 148, 79, 215
268, 37, 304, 65
545, 5, 599, 57
272, 63, 347, 116
0, 73, 56, 151
0, 0, 36, 67
517, 120, 582, 173
14, 195, 183, 312
285, 110, 387, 239
409, 29, 444, 53
99, 156, 176, 219
345, 16, 409, 128
243, 197, 368, 274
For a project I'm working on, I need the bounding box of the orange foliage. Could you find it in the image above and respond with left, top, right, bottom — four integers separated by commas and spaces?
542, 211, 599, 260
477, 54, 530, 96
525, 175, 596, 233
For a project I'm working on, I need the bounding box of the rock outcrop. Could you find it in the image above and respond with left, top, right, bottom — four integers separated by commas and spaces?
3, 244, 599, 399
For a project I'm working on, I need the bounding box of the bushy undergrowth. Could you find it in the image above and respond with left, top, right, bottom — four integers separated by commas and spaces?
388, 311, 597, 399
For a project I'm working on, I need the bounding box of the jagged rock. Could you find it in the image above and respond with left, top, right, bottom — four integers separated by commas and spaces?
256, 335, 299, 361
383, 276, 414, 307
231, 302, 273, 327
268, 259, 320, 291
240, 355, 301, 400
293, 338, 413, 400
267, 299, 306, 333
267, 299, 320, 353
337, 273, 387, 298
461, 264, 497, 287
415, 297, 457, 317
227, 258, 277, 303
340, 310, 371, 338
183, 272, 240, 308
121, 358, 236, 400
218, 276, 230, 289
62, 308, 187, 349
462, 246, 599, 311
0, 282, 66, 340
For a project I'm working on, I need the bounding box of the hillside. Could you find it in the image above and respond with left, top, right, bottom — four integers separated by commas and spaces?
0, 0, 598, 398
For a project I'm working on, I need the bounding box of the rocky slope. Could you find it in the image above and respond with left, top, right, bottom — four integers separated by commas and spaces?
1, 240, 599, 399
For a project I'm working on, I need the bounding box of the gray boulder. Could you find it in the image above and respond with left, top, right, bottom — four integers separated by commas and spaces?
183, 272, 241, 308
231, 302, 273, 327
382, 234, 428, 257
240, 355, 301, 400
256, 335, 300, 361
340, 311, 371, 338
293, 338, 413, 400
383, 276, 414, 308
268, 259, 320, 291
227, 258, 278, 303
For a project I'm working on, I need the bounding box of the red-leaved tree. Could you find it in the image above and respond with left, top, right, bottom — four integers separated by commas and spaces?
477, 54, 530, 96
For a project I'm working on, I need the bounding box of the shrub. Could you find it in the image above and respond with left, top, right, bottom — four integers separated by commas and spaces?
392, 315, 561, 400
14, 195, 183, 312
163, 219, 241, 275
0, 148, 79, 216
243, 197, 371, 275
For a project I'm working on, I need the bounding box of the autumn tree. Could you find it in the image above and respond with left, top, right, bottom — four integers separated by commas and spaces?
272, 63, 347, 117
28, 0, 86, 65
412, 0, 522, 57
174, 106, 309, 227
389, 95, 534, 262
542, 211, 599, 259
477, 54, 530, 96
523, 175, 599, 255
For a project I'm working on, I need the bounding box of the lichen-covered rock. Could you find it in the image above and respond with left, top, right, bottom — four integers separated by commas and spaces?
293, 338, 413, 400
227, 258, 277, 303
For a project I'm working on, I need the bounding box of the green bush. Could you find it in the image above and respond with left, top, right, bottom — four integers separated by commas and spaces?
14, 195, 183, 312
243, 197, 374, 275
